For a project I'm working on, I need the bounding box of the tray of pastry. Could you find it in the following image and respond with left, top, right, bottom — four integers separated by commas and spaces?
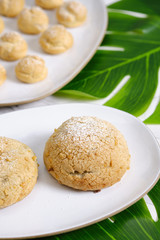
0, 0, 107, 106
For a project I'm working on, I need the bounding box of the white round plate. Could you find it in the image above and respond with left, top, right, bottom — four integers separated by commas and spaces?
0, 104, 160, 239
0, 0, 107, 106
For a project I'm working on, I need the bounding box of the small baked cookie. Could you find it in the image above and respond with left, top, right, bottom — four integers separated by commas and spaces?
15, 55, 48, 83
35, 0, 63, 9
44, 116, 130, 191
0, 17, 4, 34
0, 64, 6, 86
0, 137, 38, 208
0, 32, 27, 61
18, 7, 49, 34
39, 25, 73, 54
0, 0, 25, 17
56, 1, 87, 28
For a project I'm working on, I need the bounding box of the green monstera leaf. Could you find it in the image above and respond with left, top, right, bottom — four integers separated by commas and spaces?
58, 0, 160, 121
42, 1, 160, 239
144, 102, 160, 124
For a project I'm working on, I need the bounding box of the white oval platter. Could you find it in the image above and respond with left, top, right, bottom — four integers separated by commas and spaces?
0, 0, 107, 106
0, 103, 159, 239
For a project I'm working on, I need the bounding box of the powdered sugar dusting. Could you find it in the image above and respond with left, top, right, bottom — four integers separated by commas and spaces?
21, 6, 46, 15
45, 25, 65, 38
0, 32, 24, 45
20, 56, 43, 67
0, 150, 17, 164
31, 6, 44, 12
3, 31, 21, 38
0, 137, 17, 169
68, 1, 85, 14
58, 7, 74, 20
55, 116, 116, 149
58, 1, 86, 22
0, 137, 5, 153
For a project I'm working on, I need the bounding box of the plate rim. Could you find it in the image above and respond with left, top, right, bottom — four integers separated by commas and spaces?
0, 103, 160, 239
0, 0, 108, 107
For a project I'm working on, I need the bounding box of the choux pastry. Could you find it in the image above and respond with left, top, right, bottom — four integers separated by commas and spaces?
15, 55, 48, 83
0, 0, 25, 17
0, 32, 27, 61
0, 137, 38, 208
0, 64, 6, 86
39, 25, 73, 54
56, 1, 87, 28
35, 0, 63, 10
44, 116, 130, 191
18, 7, 49, 34
0, 17, 4, 34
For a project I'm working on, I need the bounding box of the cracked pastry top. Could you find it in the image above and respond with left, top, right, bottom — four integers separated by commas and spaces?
39, 25, 73, 54
35, 0, 63, 9
0, 137, 38, 208
0, 0, 25, 17
18, 6, 49, 34
15, 55, 48, 83
43, 116, 130, 191
0, 32, 27, 61
0, 64, 6, 86
56, 1, 87, 28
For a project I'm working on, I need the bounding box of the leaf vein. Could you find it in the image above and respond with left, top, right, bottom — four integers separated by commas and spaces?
96, 223, 116, 240
127, 209, 154, 240
99, 46, 160, 74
